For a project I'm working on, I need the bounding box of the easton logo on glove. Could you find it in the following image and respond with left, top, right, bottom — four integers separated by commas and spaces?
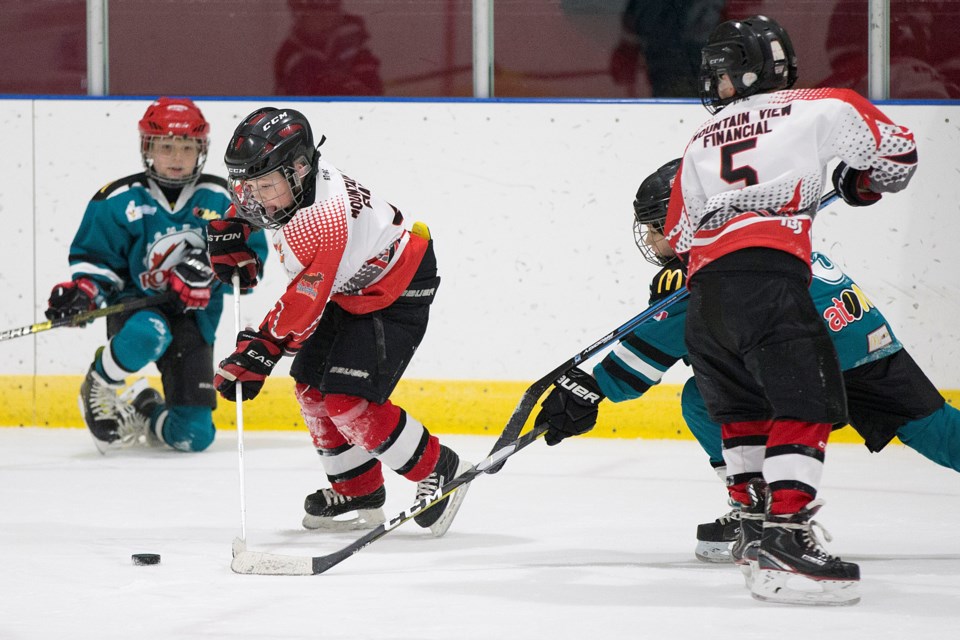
214, 329, 283, 401
207, 218, 262, 288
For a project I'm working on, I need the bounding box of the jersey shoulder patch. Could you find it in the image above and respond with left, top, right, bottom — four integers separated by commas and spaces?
648, 259, 686, 304
91, 172, 147, 202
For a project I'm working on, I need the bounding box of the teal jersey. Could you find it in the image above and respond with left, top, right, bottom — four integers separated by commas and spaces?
809, 251, 901, 369
593, 253, 902, 402
593, 262, 688, 403
68, 172, 269, 344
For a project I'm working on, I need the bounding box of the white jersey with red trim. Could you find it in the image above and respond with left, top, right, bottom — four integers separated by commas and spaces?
259, 158, 425, 351
665, 88, 917, 278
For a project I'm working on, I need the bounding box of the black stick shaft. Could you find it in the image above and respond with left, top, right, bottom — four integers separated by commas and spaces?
0, 291, 175, 342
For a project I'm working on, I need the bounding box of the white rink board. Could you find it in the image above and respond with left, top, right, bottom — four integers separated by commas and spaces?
3, 98, 959, 386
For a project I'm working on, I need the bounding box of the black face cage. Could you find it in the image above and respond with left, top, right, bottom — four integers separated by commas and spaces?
633, 217, 671, 267
229, 163, 308, 229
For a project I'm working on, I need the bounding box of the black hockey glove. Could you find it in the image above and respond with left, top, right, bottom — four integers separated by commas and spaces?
45, 278, 102, 324
832, 162, 882, 207
535, 368, 606, 446
207, 218, 262, 289
214, 330, 283, 401
168, 248, 215, 312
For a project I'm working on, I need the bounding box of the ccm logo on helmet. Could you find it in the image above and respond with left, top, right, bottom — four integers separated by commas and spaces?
558, 374, 601, 404
262, 112, 289, 132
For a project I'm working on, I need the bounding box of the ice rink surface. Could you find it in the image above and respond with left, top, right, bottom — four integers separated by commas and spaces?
2, 427, 959, 639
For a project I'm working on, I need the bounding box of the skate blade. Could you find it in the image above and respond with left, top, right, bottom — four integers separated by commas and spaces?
695, 540, 734, 563
302, 508, 386, 532
751, 568, 860, 606
428, 460, 472, 538
733, 559, 758, 589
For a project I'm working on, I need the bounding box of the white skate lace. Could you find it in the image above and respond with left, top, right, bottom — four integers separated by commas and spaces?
415, 472, 440, 502
112, 382, 153, 447
774, 500, 836, 559
115, 403, 149, 447
717, 508, 742, 525
321, 488, 351, 507
89, 377, 121, 421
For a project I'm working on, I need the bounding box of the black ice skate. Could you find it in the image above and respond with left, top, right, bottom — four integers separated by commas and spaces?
302, 485, 386, 531
123, 384, 164, 447
412, 445, 471, 537
731, 478, 767, 587
752, 500, 861, 606
78, 363, 125, 454
695, 505, 741, 563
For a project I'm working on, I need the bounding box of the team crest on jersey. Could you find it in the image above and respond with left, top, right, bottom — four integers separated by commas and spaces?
139, 228, 205, 291
654, 311, 669, 321
125, 200, 158, 222
296, 272, 324, 299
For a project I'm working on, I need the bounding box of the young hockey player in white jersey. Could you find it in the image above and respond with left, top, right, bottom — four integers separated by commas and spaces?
665, 16, 917, 605
538, 158, 960, 570
46, 97, 268, 454
209, 108, 470, 537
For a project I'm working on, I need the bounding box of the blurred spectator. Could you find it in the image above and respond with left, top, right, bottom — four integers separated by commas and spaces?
822, 0, 960, 98
274, 0, 383, 96
609, 0, 726, 97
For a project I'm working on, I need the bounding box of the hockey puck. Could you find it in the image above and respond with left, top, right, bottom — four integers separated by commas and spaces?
131, 553, 161, 566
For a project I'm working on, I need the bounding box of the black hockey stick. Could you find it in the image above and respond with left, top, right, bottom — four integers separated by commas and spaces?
230, 423, 550, 576
482, 286, 689, 474
229, 189, 842, 576
0, 291, 176, 342
483, 188, 840, 473
228, 288, 685, 576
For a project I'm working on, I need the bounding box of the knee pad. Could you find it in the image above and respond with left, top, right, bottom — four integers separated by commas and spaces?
297, 383, 347, 449
161, 405, 215, 452
105, 310, 172, 375
324, 394, 404, 453
324, 393, 371, 425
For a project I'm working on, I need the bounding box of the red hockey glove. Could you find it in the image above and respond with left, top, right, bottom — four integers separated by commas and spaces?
168, 248, 214, 312
535, 368, 606, 446
832, 162, 882, 207
45, 278, 102, 324
214, 330, 283, 401
207, 218, 262, 289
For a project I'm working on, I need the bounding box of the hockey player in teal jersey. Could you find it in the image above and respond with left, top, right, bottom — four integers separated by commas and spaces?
45, 97, 268, 454
535, 158, 960, 561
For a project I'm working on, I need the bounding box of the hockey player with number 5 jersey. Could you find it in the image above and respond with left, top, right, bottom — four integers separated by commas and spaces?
663, 16, 917, 605
208, 108, 470, 538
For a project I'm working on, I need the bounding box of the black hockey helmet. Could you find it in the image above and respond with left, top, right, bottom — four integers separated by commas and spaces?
699, 15, 798, 114
633, 158, 680, 266
223, 107, 323, 228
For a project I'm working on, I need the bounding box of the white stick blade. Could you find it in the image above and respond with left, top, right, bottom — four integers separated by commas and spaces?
231, 551, 313, 576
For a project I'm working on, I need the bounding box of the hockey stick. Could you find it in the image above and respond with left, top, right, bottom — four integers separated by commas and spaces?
483, 188, 840, 473
231, 272, 249, 557
483, 286, 689, 473
0, 291, 176, 343
229, 189, 843, 575
230, 423, 550, 576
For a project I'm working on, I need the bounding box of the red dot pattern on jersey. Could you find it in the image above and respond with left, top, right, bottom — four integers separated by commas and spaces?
283, 195, 348, 264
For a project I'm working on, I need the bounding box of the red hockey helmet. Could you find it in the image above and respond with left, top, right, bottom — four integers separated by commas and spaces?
138, 97, 210, 187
